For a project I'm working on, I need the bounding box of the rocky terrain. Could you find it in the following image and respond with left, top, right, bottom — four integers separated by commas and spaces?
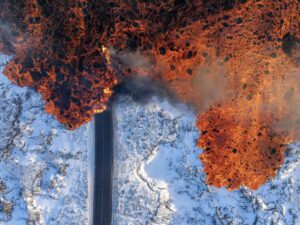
113, 96, 300, 225
0, 54, 90, 225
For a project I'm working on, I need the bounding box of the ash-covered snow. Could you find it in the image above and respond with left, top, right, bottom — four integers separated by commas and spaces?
113, 96, 300, 225
0, 55, 90, 225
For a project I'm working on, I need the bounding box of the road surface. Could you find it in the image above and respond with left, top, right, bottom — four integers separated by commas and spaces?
93, 110, 113, 225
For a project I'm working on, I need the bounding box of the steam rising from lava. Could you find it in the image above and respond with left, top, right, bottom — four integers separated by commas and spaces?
0, 0, 299, 190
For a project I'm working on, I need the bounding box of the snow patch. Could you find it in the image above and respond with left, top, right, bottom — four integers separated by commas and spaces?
0, 54, 90, 225
113, 95, 300, 225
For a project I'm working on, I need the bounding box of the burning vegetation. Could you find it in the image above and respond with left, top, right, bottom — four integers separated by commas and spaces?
0, 0, 299, 190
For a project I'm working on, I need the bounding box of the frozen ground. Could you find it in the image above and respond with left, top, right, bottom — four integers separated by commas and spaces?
113, 96, 300, 225
2, 52, 300, 225
0, 55, 90, 225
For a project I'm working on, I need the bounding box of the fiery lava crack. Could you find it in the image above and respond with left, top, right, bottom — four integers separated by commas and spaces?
0, 0, 299, 190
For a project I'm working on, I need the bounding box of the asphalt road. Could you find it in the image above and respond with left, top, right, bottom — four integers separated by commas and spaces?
93, 110, 113, 225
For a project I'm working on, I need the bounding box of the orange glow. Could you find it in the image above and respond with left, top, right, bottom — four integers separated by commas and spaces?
102, 46, 111, 65
0, 0, 299, 190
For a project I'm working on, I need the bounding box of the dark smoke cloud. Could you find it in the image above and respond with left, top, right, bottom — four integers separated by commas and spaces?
111, 50, 180, 104
118, 74, 178, 104
111, 49, 230, 112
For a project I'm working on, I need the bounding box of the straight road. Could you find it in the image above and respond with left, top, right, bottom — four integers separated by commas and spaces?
93, 110, 113, 225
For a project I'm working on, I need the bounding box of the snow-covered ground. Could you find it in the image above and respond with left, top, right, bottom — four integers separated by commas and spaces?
113, 96, 300, 225
0, 55, 90, 225
2, 52, 300, 225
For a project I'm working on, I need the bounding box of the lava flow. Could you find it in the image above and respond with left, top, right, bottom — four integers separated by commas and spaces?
0, 0, 299, 190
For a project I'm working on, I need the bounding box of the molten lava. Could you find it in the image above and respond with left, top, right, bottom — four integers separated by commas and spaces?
0, 0, 299, 190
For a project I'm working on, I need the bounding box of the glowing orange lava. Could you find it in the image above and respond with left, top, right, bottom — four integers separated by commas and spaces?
0, 0, 299, 190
